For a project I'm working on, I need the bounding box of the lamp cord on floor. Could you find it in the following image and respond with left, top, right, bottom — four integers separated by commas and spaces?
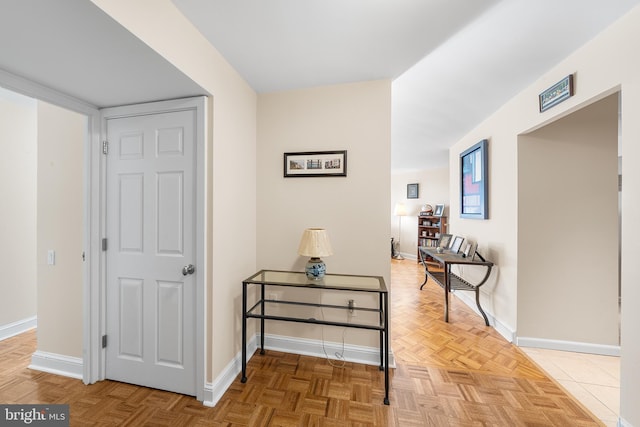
319, 306, 349, 367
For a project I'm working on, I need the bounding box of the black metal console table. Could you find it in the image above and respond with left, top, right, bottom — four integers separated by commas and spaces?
419, 247, 493, 326
241, 270, 390, 405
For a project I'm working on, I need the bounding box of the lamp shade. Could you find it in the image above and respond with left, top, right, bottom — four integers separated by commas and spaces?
298, 228, 333, 257
393, 202, 408, 216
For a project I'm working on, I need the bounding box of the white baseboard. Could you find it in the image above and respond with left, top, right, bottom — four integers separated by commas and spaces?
492, 317, 516, 343
397, 252, 417, 261
204, 333, 393, 407
452, 290, 619, 356
203, 335, 258, 407
618, 417, 633, 427
263, 333, 396, 368
0, 316, 37, 341
202, 383, 215, 407
29, 350, 84, 380
451, 290, 516, 343
516, 336, 620, 356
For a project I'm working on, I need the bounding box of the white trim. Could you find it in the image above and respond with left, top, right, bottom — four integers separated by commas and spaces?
203, 335, 259, 407
0, 71, 207, 394
195, 98, 208, 402
451, 289, 516, 342
84, 108, 102, 387
492, 317, 516, 343
452, 289, 620, 353
0, 316, 37, 341
263, 333, 396, 368
202, 383, 215, 407
618, 417, 633, 427
98, 97, 207, 401
203, 333, 394, 407
516, 336, 621, 356
0, 67, 100, 387
398, 252, 417, 261
0, 68, 97, 115
29, 351, 83, 380
453, 289, 622, 356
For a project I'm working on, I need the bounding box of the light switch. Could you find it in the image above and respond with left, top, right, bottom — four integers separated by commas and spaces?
47, 250, 55, 265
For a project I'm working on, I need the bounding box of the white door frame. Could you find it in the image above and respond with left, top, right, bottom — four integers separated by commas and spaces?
98, 97, 207, 400
0, 68, 103, 384
0, 69, 207, 401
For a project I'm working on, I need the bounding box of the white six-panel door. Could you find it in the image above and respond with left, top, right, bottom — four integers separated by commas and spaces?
105, 108, 197, 395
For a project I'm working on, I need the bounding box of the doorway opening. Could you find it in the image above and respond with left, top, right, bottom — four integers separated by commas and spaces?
0, 79, 207, 401
0, 85, 87, 376
517, 91, 621, 422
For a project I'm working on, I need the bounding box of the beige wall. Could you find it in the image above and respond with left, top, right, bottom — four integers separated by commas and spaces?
93, 0, 392, 374
92, 0, 258, 381
518, 93, 618, 345
448, 6, 640, 425
0, 88, 37, 327
256, 80, 391, 345
42, 2, 640, 424
391, 168, 449, 259
36, 101, 85, 357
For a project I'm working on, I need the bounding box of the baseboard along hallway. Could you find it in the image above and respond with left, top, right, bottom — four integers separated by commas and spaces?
0, 260, 603, 425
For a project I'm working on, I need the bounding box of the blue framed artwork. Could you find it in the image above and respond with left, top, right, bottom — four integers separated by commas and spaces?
460, 139, 488, 219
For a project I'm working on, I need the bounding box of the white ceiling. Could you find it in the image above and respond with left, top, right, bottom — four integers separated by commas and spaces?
172, 0, 500, 93
0, 0, 204, 108
173, 0, 640, 171
1, 1, 638, 172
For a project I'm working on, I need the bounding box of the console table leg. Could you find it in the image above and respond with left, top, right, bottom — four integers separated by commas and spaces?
419, 274, 428, 290
260, 284, 265, 355
241, 282, 247, 383
379, 294, 384, 371
383, 293, 390, 405
444, 267, 450, 323
475, 289, 490, 326
418, 249, 428, 290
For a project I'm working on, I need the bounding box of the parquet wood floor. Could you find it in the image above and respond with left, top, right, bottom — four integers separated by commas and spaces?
0, 260, 603, 426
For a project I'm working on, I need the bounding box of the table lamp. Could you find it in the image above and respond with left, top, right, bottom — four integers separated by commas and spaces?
298, 228, 333, 280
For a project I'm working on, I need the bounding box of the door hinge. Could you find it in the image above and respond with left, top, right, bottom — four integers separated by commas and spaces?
102, 335, 107, 348
102, 238, 108, 251
102, 140, 109, 155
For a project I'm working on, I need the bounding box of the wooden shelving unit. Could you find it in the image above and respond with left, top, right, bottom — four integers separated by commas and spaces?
417, 215, 447, 262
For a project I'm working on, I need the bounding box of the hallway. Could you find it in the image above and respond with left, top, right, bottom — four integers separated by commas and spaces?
0, 260, 604, 425
390, 259, 605, 425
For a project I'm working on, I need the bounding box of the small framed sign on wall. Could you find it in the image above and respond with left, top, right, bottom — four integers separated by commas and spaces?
539, 74, 574, 112
407, 183, 419, 199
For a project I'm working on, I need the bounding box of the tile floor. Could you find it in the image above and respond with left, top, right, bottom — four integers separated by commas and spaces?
521, 347, 620, 427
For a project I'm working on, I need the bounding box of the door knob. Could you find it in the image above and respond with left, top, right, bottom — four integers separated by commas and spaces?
182, 264, 195, 276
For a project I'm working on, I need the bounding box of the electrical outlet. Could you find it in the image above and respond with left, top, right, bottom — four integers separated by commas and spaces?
348, 299, 356, 316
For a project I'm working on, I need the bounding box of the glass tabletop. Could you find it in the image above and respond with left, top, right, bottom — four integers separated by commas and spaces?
243, 270, 387, 292
420, 246, 492, 265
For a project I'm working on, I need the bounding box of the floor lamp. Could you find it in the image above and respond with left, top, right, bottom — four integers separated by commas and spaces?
393, 202, 408, 260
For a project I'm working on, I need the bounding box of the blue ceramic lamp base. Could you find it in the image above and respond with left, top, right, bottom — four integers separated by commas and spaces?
305, 257, 326, 280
